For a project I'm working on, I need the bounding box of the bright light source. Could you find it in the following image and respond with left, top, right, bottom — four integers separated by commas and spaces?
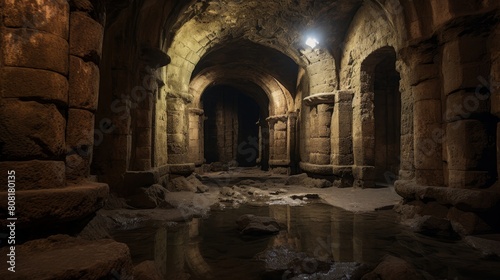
305, 37, 319, 49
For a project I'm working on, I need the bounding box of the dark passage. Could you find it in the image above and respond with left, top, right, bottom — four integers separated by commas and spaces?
202, 85, 261, 166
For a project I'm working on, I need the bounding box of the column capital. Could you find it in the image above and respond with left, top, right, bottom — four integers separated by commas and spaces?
266, 114, 288, 125
188, 108, 204, 115
167, 91, 192, 104
303, 92, 335, 106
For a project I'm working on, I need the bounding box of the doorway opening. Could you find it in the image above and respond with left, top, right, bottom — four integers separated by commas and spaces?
202, 85, 268, 169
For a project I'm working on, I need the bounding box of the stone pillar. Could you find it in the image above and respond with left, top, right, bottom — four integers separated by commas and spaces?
267, 114, 289, 173
67, 9, 103, 180
188, 108, 204, 166
300, 92, 335, 175
331, 91, 354, 183
352, 75, 375, 187
287, 112, 298, 173
0, 0, 69, 188
167, 94, 194, 174
443, 35, 495, 189
0, 0, 108, 232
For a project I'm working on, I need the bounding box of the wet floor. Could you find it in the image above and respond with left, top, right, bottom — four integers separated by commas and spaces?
111, 203, 500, 280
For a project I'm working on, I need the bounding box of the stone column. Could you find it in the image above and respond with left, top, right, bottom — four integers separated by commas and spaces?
0, 0, 70, 187
0, 0, 108, 232
167, 94, 194, 174
267, 115, 289, 173
188, 108, 204, 166
443, 35, 494, 189
353, 72, 376, 188
300, 92, 335, 175
331, 91, 354, 185
287, 112, 298, 173
66, 9, 104, 180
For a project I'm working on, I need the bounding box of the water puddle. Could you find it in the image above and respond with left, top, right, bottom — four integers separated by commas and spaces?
111, 203, 500, 280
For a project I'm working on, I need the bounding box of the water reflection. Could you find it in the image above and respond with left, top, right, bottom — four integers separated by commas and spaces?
111, 203, 500, 280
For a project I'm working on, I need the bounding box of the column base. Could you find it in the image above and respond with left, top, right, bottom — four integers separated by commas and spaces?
395, 179, 500, 236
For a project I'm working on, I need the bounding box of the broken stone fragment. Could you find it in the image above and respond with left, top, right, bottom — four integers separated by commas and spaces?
127, 184, 169, 209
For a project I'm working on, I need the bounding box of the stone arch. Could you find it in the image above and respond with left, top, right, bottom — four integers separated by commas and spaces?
360, 47, 401, 186
188, 66, 295, 171
190, 66, 293, 116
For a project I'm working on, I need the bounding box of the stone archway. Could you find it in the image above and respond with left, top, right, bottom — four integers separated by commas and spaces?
359, 47, 401, 186
200, 85, 268, 169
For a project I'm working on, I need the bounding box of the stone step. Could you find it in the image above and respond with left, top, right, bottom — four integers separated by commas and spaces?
0, 183, 109, 230
0, 235, 133, 279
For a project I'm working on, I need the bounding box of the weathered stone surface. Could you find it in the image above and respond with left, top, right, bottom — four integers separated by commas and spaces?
169, 176, 196, 192
236, 214, 281, 235
448, 170, 492, 189
69, 12, 103, 62
447, 207, 492, 236
3, 0, 70, 39
1, 67, 68, 104
446, 119, 494, 173
464, 235, 500, 258
0, 160, 65, 190
66, 109, 95, 148
446, 90, 490, 122
395, 180, 500, 211
0, 235, 132, 280
285, 173, 332, 188
0, 100, 65, 160
186, 173, 210, 193
0, 183, 109, 229
2, 28, 68, 74
134, 260, 163, 280
66, 153, 91, 180
127, 184, 169, 209
69, 55, 99, 110
361, 255, 421, 280
168, 163, 196, 175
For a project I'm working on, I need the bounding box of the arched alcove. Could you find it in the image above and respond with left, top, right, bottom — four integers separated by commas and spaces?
360, 47, 401, 186
201, 85, 267, 168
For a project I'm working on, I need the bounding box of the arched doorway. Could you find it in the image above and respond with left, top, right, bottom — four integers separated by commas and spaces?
201, 85, 269, 169
360, 47, 401, 186
373, 55, 401, 185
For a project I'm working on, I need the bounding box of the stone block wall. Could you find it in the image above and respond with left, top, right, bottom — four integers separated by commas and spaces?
0, 0, 70, 188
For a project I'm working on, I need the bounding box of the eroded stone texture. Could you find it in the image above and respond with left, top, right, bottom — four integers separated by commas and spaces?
0, 100, 65, 160
1, 67, 68, 104
3, 0, 70, 39
69, 11, 103, 63
69, 55, 99, 110
0, 160, 65, 190
2, 28, 68, 74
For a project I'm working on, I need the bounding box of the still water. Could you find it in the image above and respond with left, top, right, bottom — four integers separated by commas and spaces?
111, 203, 500, 280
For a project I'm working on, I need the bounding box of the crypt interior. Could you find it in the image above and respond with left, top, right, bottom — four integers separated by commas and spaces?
1, 0, 500, 279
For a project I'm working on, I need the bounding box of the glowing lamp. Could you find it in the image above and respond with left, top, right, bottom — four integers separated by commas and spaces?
305, 37, 319, 49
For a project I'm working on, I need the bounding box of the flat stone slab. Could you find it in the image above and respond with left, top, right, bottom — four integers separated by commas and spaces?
0, 183, 109, 229
0, 235, 132, 279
